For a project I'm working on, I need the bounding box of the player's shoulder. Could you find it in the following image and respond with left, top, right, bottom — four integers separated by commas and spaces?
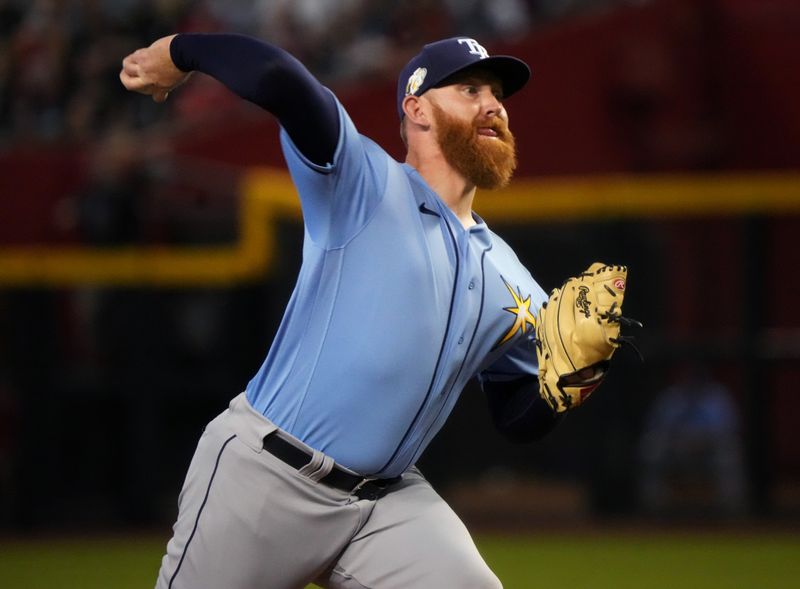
331, 93, 398, 161
359, 133, 398, 165
485, 227, 522, 261
304, 93, 399, 185
485, 228, 527, 275
485, 227, 546, 296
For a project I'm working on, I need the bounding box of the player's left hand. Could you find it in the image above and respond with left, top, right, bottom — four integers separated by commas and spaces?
535, 262, 642, 413
120, 34, 190, 103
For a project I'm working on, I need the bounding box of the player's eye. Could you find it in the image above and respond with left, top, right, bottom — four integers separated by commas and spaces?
463, 85, 479, 95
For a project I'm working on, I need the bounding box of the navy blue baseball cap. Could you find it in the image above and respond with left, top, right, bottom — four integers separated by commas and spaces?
397, 37, 531, 119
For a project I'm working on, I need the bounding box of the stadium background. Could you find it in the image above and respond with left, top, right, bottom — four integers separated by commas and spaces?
1, 0, 799, 586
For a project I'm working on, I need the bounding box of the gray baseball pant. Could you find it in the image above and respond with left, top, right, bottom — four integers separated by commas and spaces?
155, 392, 501, 589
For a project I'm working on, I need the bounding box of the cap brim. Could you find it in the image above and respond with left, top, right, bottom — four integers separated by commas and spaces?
435, 55, 531, 99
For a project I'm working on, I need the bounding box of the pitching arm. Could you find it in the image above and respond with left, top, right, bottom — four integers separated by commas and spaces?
121, 33, 338, 167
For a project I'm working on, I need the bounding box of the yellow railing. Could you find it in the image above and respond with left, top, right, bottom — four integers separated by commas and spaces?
477, 171, 800, 220
1, 170, 799, 286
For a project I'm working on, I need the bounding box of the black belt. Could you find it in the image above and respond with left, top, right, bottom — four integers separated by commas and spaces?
263, 433, 401, 500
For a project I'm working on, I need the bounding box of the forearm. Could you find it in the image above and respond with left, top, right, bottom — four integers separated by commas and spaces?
169, 33, 339, 166
484, 376, 563, 443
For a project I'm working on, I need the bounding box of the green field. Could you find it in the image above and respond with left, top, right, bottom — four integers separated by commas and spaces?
0, 530, 797, 588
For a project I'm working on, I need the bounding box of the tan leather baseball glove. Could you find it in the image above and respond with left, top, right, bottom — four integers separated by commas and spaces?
535, 263, 641, 413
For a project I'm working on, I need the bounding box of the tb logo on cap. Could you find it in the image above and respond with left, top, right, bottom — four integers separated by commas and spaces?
458, 38, 489, 59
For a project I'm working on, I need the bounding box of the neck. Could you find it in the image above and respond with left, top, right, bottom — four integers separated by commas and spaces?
406, 149, 477, 229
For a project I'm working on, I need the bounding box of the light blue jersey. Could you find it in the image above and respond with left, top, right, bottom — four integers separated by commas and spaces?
246, 97, 547, 477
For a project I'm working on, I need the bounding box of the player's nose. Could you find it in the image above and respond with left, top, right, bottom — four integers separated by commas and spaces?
481, 91, 504, 119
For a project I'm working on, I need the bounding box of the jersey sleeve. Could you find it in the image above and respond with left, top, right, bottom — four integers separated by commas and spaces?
477, 332, 539, 385
478, 273, 548, 385
279, 94, 389, 249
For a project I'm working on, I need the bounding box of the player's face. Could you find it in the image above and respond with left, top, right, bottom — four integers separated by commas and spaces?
426, 74, 517, 189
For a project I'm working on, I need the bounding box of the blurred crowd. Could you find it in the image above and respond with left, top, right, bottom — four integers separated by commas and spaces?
0, 0, 633, 147
638, 362, 747, 518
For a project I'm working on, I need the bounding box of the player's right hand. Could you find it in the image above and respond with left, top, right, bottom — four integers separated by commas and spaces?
120, 34, 191, 103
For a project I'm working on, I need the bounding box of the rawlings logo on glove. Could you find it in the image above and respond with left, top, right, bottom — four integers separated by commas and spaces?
535, 263, 642, 413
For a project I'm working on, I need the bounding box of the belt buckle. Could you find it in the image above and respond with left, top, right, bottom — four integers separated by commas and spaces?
351, 476, 381, 501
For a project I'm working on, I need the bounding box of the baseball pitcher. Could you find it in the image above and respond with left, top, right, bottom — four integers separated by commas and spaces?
120, 32, 638, 589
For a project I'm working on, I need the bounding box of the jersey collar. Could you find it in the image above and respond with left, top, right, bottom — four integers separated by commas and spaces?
402, 163, 491, 243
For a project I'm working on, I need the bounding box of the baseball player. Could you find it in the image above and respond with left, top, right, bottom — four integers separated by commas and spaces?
120, 32, 635, 589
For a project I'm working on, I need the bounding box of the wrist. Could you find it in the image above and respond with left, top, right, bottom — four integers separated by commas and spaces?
168, 33, 192, 72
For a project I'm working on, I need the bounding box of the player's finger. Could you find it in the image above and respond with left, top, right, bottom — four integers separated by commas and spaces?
153, 89, 169, 103
122, 56, 139, 78
120, 71, 156, 96
119, 69, 133, 88
119, 69, 143, 90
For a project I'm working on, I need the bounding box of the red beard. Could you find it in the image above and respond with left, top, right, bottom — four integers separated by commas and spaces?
431, 103, 517, 190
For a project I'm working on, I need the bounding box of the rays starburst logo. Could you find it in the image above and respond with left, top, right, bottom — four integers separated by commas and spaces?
494, 278, 536, 348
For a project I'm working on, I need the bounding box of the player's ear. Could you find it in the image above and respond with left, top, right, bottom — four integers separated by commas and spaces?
403, 95, 429, 128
